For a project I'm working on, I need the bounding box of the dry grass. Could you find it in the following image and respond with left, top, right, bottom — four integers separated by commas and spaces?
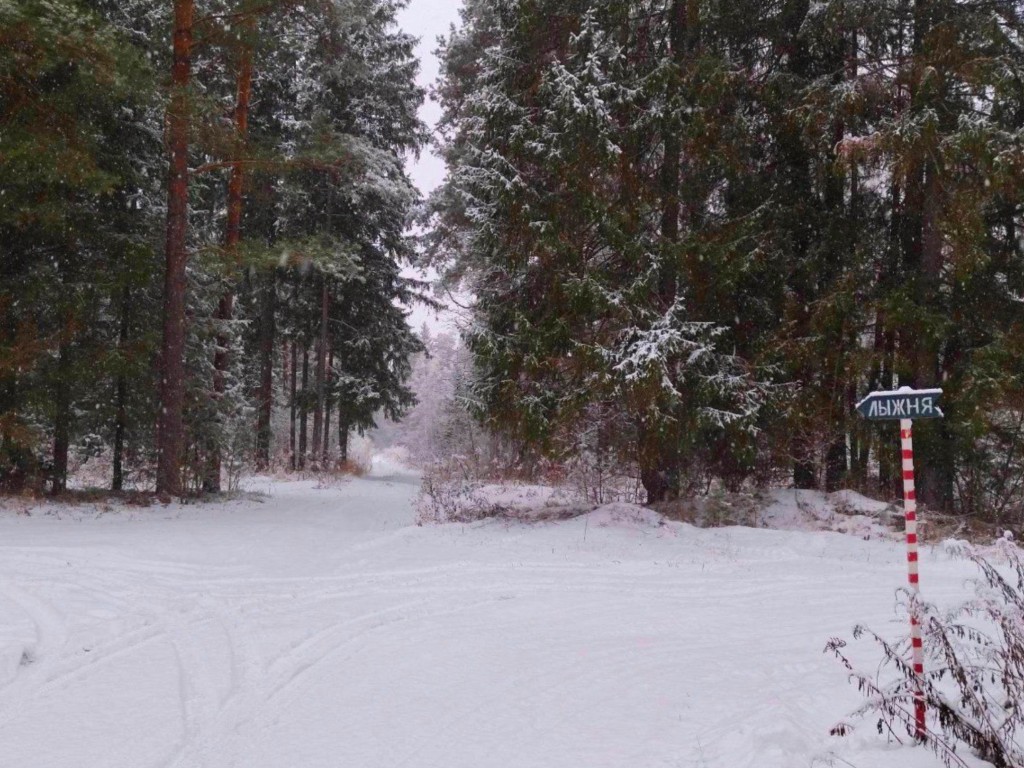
335, 459, 368, 477
653, 491, 765, 528
0, 488, 157, 507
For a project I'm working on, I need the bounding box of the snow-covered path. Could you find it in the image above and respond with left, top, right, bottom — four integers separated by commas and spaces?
0, 462, 985, 767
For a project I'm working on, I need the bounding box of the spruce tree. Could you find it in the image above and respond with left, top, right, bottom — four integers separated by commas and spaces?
0, 0, 161, 493
430, 0, 1024, 515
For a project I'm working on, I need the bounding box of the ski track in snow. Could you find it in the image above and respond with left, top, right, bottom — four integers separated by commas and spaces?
0, 462, 990, 768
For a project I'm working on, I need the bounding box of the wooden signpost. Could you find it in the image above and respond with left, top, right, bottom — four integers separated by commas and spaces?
855, 386, 944, 741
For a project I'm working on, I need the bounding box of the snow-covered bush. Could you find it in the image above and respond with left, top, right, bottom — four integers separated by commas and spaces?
957, 406, 1024, 527
559, 404, 645, 506
344, 433, 374, 475
566, 449, 644, 507
416, 454, 590, 525
827, 540, 1024, 767
415, 455, 490, 524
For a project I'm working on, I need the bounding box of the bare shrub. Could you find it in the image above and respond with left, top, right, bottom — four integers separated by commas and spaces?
415, 455, 492, 524
827, 539, 1024, 767
654, 487, 764, 528
415, 454, 590, 525
566, 449, 644, 506
333, 459, 367, 477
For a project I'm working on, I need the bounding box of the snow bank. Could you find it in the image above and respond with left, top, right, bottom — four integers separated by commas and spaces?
758, 488, 900, 537
585, 502, 667, 529
419, 474, 902, 541
415, 480, 591, 524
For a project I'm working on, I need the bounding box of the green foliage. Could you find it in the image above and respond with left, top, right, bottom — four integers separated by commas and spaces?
0, 0, 426, 492
431, 0, 1024, 515
0, 0, 161, 490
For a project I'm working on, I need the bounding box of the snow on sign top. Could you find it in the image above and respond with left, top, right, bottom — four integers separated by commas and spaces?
855, 387, 944, 420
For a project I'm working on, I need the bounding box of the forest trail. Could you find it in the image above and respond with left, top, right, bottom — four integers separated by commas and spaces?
0, 463, 985, 768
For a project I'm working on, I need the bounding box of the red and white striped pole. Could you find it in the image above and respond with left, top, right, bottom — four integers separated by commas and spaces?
901, 418, 926, 739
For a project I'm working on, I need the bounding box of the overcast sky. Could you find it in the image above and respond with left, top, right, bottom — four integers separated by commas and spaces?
396, 0, 465, 334
398, 0, 463, 196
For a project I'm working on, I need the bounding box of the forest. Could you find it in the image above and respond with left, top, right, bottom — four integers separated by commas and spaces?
426, 0, 1024, 522
1, 0, 426, 496
3, 0, 1024, 525
5, 2, 1024, 765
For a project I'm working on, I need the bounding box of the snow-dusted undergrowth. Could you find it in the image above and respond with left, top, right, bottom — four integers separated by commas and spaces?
0, 458, 995, 767
418, 468, 901, 540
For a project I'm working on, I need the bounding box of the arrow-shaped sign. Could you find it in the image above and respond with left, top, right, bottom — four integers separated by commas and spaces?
855, 387, 943, 421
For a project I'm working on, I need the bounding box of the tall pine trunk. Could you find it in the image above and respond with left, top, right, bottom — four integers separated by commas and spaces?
916, 162, 955, 510
824, 75, 848, 494
876, 171, 903, 498
206, 28, 254, 493
51, 342, 71, 495
322, 349, 333, 464
901, 0, 953, 511
846, 33, 868, 488
289, 341, 297, 470
311, 278, 328, 466
338, 416, 348, 464
255, 270, 276, 470
112, 286, 130, 491
638, 423, 680, 505
156, 0, 195, 497
298, 346, 309, 470
640, 0, 695, 505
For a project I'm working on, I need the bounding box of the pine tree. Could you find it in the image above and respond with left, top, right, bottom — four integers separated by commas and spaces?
430, 0, 1024, 516
1, 0, 427, 494
0, 0, 162, 493
234, 0, 427, 472
430, 0, 775, 502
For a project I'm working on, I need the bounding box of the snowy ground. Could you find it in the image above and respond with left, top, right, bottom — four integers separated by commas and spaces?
0, 457, 990, 768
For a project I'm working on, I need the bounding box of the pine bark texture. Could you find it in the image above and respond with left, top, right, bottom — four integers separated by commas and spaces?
322, 349, 333, 463
311, 279, 328, 465
112, 287, 130, 492
156, 0, 194, 497
338, 417, 348, 464
255, 271, 276, 470
51, 342, 70, 494
299, 346, 309, 470
640, 0, 696, 505
289, 341, 297, 470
